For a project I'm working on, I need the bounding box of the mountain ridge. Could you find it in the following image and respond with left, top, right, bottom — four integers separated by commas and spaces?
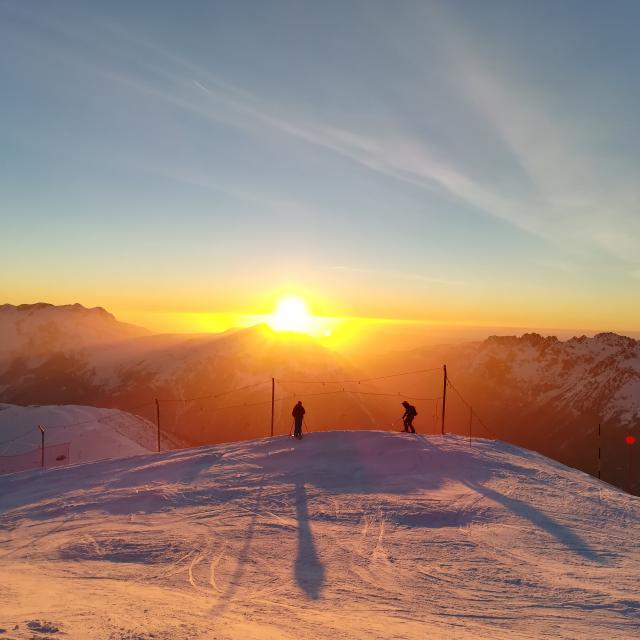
2, 303, 639, 492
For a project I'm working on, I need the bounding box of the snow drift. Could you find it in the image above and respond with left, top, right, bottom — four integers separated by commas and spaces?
0, 431, 638, 639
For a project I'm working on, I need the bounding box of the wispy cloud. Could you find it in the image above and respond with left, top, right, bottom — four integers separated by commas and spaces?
328, 265, 465, 287
435, 19, 640, 264
182, 46, 640, 268
6, 2, 640, 273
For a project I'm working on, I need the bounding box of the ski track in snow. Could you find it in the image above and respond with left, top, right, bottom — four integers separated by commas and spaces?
0, 431, 639, 639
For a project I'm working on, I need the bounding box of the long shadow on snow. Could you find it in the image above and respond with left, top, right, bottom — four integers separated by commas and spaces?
293, 478, 325, 599
260, 432, 494, 496
1, 432, 606, 570
104, 449, 220, 489
0, 485, 246, 525
0, 432, 487, 521
0, 446, 250, 524
463, 480, 606, 564
0, 446, 221, 515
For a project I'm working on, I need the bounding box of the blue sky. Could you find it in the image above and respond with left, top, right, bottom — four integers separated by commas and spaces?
1, 0, 639, 331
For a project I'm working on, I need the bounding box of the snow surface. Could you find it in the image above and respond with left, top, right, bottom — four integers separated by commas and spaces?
0, 404, 156, 464
0, 431, 639, 639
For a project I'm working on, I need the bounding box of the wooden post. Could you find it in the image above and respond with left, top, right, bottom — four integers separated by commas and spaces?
433, 397, 439, 434
441, 365, 447, 435
155, 398, 161, 453
628, 439, 634, 495
38, 425, 45, 468
271, 378, 275, 437
597, 423, 601, 480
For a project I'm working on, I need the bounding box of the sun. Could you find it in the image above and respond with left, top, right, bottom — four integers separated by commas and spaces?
268, 296, 313, 333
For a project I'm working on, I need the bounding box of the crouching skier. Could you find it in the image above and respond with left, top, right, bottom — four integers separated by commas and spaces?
292, 401, 306, 439
401, 401, 417, 433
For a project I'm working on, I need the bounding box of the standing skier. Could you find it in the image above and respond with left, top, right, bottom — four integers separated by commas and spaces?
401, 401, 417, 433
292, 400, 306, 439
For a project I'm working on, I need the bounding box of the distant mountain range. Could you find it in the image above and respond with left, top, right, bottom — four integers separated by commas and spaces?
0, 303, 371, 444
375, 331, 640, 491
0, 303, 148, 356
1, 303, 638, 492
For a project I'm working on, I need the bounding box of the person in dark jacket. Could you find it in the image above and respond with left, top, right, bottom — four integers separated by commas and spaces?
292, 401, 306, 439
401, 401, 417, 433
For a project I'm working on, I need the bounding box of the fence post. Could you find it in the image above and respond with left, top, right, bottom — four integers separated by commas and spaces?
155, 398, 161, 453
270, 378, 275, 437
597, 423, 601, 480
38, 425, 45, 468
441, 364, 447, 435
629, 440, 632, 494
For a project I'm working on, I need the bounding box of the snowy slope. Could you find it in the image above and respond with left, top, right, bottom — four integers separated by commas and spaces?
0, 404, 156, 466
0, 431, 638, 639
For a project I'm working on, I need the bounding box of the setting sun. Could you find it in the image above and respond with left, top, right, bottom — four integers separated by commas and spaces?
268, 296, 313, 333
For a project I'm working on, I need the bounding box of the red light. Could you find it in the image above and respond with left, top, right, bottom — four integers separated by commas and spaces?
626, 435, 636, 445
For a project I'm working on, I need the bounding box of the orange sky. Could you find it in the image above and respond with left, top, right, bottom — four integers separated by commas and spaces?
5, 278, 638, 340
6, 282, 638, 355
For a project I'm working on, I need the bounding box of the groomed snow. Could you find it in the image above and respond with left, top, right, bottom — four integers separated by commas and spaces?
0, 431, 638, 639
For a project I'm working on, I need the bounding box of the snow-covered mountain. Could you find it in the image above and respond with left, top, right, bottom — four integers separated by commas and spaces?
0, 305, 370, 445
0, 404, 163, 473
468, 332, 640, 426
380, 331, 640, 429
0, 431, 638, 639
375, 332, 640, 493
0, 303, 148, 358
2, 304, 639, 492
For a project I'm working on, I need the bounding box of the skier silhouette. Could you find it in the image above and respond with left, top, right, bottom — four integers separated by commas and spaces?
401, 401, 417, 433
292, 400, 306, 439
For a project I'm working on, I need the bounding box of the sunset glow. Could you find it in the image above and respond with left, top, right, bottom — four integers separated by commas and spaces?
3, 2, 640, 338
2, 3, 640, 635
268, 297, 313, 333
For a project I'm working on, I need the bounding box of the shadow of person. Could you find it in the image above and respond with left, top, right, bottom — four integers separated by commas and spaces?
294, 479, 325, 599
463, 480, 607, 565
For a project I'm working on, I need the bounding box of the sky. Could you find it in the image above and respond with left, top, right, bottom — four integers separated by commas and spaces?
1, 0, 640, 335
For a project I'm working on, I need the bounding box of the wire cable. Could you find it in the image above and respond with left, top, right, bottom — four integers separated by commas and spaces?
276, 366, 442, 385
446, 377, 500, 439
158, 380, 270, 403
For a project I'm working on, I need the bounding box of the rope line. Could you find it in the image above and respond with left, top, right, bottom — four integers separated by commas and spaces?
284, 388, 442, 402
157, 380, 269, 404
446, 377, 500, 439
1, 369, 444, 450
200, 398, 273, 412
0, 383, 269, 446
276, 366, 441, 384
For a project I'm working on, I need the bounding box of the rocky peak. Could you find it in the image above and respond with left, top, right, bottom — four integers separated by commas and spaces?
592, 332, 637, 350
